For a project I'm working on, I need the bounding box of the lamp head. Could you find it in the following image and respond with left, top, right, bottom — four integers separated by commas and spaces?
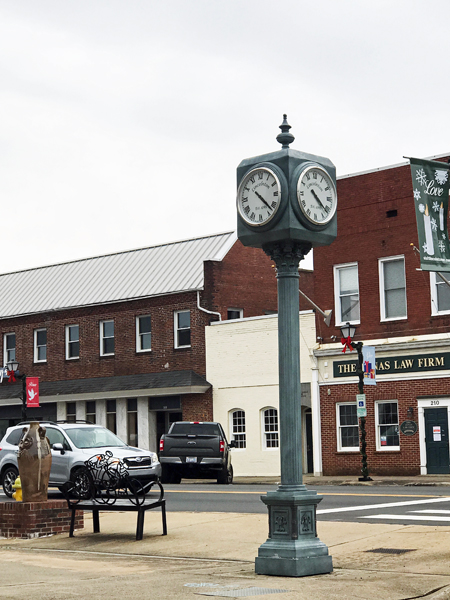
340, 322, 357, 339
6, 359, 19, 372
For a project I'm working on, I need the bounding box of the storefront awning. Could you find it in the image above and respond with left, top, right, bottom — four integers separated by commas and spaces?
0, 370, 211, 404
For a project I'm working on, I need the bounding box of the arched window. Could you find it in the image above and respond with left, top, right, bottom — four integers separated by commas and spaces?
262, 408, 279, 449
230, 409, 246, 449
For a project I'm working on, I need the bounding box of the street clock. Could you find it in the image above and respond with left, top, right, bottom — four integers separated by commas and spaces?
236, 115, 338, 251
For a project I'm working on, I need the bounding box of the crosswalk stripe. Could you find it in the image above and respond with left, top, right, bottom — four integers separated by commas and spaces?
360, 514, 450, 522
317, 496, 450, 514
411, 510, 450, 514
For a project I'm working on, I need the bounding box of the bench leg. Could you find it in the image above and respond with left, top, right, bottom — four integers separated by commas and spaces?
93, 509, 100, 533
162, 502, 167, 536
136, 509, 145, 541
69, 508, 76, 537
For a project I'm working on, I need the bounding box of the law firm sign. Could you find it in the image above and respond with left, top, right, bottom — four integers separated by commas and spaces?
334, 352, 450, 379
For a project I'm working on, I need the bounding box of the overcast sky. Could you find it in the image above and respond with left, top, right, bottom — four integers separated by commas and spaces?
1, 0, 449, 272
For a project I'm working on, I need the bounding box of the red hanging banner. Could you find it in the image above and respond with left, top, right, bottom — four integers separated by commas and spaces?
26, 377, 40, 408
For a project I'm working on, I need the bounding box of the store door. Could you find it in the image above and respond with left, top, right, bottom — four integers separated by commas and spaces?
425, 408, 450, 474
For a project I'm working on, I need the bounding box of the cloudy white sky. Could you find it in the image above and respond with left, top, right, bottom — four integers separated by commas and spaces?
1, 0, 449, 272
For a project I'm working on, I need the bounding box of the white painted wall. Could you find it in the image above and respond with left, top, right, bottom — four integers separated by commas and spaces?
206, 312, 317, 477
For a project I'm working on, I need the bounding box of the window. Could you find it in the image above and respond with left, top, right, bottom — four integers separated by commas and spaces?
100, 320, 114, 356
86, 401, 96, 424
136, 315, 151, 352
230, 409, 246, 449
66, 402, 76, 423
336, 403, 359, 451
376, 401, 399, 450
46, 427, 70, 450
106, 399, 117, 434
227, 309, 243, 320
127, 398, 138, 446
3, 333, 15, 365
34, 328, 47, 362
379, 257, 407, 320
262, 408, 279, 449
65, 325, 79, 359
174, 310, 191, 348
334, 263, 360, 325
430, 272, 450, 315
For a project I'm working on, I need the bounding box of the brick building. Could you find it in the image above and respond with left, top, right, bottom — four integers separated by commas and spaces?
313, 154, 450, 476
0, 232, 285, 452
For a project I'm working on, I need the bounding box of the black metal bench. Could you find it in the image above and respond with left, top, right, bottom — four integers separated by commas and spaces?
61, 451, 167, 541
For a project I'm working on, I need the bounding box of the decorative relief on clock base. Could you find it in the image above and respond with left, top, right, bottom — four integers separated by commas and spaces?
255, 490, 333, 577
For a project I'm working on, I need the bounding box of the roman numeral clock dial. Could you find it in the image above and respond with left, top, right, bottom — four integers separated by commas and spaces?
297, 165, 337, 226
237, 167, 281, 226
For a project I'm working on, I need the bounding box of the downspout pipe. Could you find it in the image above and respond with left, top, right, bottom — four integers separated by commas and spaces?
197, 291, 222, 321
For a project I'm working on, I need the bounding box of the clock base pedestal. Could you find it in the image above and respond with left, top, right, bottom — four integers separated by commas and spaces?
255, 487, 332, 578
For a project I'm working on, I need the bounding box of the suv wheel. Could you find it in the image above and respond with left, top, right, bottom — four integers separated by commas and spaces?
71, 467, 94, 499
2, 466, 19, 498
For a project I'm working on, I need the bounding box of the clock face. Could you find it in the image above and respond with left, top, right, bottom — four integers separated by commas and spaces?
297, 165, 337, 226
237, 167, 281, 226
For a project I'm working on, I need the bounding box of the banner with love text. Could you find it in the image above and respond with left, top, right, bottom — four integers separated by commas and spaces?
26, 377, 39, 408
409, 157, 450, 271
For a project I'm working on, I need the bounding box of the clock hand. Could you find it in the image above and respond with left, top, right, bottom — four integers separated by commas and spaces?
310, 188, 326, 210
254, 190, 272, 210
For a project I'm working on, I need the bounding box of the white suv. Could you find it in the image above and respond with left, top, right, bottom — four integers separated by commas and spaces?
0, 421, 161, 497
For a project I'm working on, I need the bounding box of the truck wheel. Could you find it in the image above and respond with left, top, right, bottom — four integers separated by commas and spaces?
160, 465, 173, 484
217, 465, 233, 485
2, 466, 19, 498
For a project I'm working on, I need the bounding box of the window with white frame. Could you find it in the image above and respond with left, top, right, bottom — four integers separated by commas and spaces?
136, 315, 151, 352
34, 328, 47, 362
262, 408, 279, 448
3, 333, 15, 365
375, 401, 399, 450
379, 256, 407, 321
430, 272, 450, 315
174, 310, 191, 348
100, 320, 114, 356
230, 409, 246, 449
227, 308, 243, 320
65, 324, 79, 359
334, 263, 360, 325
336, 403, 360, 451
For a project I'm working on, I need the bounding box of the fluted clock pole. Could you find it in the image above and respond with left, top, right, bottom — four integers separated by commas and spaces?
254, 241, 332, 577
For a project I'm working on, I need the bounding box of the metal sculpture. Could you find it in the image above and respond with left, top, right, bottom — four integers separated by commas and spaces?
66, 451, 162, 506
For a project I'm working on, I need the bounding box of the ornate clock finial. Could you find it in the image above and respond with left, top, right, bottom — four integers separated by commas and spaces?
276, 114, 295, 149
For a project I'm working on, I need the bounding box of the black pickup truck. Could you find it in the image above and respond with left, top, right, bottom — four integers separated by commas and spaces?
158, 421, 235, 484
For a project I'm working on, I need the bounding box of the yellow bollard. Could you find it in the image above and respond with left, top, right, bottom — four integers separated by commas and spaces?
12, 476, 22, 502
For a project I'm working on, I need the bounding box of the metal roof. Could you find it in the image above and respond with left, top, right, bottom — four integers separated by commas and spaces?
0, 232, 237, 319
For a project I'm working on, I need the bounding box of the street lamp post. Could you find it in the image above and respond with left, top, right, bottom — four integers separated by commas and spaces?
340, 323, 372, 482
6, 360, 27, 422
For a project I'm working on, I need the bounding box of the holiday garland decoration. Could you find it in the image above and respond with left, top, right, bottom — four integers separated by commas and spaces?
409, 157, 450, 272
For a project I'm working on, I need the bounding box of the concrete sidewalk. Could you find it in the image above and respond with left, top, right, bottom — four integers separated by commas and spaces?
2, 504, 450, 600
233, 474, 450, 486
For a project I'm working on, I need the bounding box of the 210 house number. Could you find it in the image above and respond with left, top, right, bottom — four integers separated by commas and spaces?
431, 400, 440, 406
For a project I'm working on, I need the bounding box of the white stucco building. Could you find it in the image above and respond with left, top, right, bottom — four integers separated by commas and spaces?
206, 311, 319, 477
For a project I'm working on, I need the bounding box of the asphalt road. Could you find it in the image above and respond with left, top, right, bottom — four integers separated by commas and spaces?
159, 483, 450, 526
3, 483, 450, 526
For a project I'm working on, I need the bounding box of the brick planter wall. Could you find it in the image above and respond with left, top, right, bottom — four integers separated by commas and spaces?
0, 500, 83, 539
